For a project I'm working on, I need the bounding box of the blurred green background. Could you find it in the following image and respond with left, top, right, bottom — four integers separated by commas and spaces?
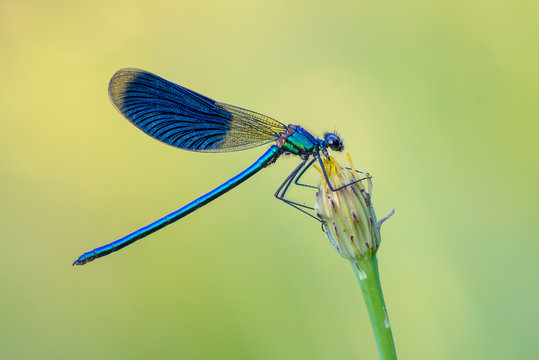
1, 0, 538, 359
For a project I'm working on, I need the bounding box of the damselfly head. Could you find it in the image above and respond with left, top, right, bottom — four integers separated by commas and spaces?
324, 133, 344, 152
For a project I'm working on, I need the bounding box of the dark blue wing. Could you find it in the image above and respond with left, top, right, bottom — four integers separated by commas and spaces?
108, 68, 287, 152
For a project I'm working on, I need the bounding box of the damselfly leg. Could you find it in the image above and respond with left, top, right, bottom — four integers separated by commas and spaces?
275, 158, 321, 221
292, 157, 318, 189
315, 154, 372, 192
275, 154, 374, 221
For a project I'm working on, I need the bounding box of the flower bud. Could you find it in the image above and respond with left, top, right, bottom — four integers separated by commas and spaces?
314, 155, 393, 262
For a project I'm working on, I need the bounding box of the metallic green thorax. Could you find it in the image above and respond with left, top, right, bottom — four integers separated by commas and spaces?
280, 125, 319, 155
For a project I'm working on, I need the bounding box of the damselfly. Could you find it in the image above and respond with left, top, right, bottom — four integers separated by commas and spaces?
73, 68, 363, 265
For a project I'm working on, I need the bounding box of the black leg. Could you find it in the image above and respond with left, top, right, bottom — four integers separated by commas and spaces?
292, 157, 318, 189
316, 154, 372, 192
274, 158, 322, 222
291, 158, 372, 191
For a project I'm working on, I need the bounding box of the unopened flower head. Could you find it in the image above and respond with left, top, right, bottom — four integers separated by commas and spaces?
314, 155, 393, 261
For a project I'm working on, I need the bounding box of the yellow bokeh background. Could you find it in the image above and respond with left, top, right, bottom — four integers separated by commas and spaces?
1, 1, 538, 359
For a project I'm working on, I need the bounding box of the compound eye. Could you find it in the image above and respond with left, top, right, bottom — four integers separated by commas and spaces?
324, 133, 344, 151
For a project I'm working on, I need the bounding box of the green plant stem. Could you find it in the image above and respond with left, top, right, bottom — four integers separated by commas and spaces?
351, 255, 397, 360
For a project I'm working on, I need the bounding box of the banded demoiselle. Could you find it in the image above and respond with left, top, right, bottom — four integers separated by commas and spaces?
73, 68, 361, 266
